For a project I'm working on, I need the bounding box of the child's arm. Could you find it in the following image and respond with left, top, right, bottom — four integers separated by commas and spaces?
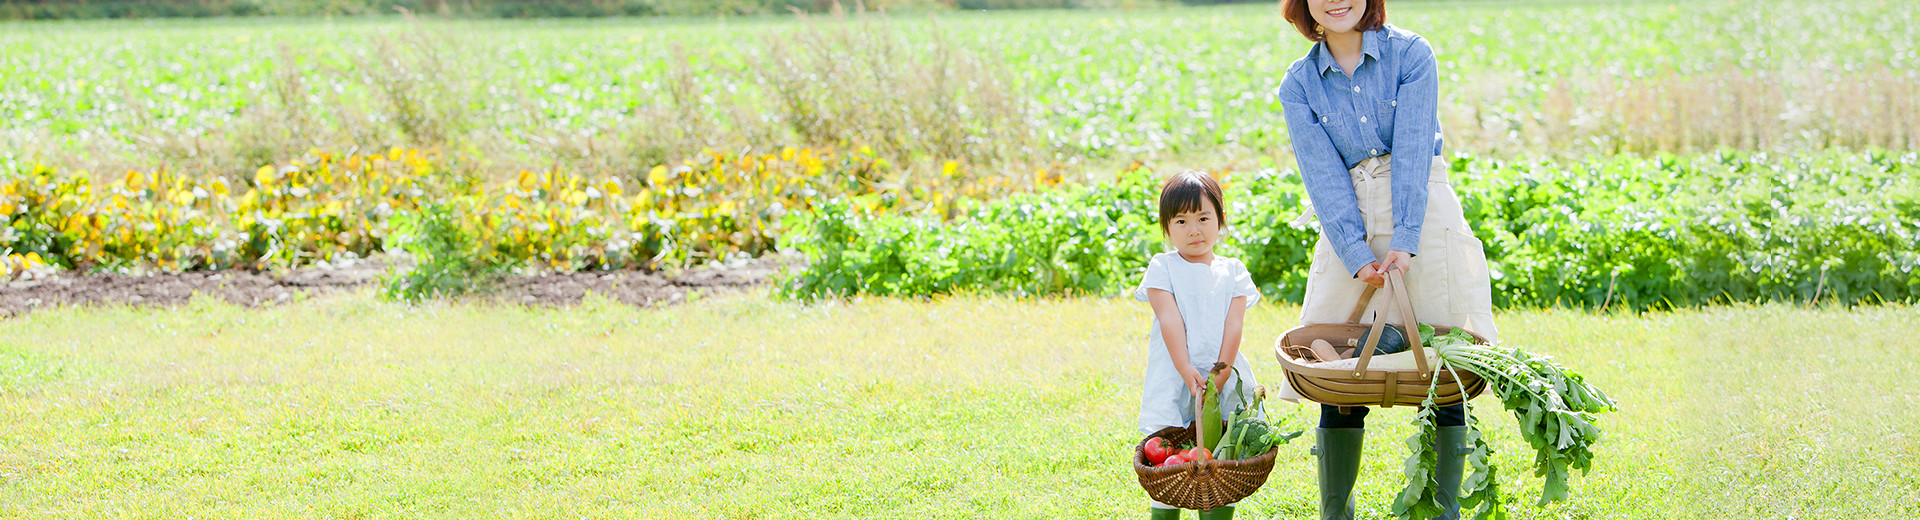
1146, 288, 1206, 395
1214, 295, 1250, 390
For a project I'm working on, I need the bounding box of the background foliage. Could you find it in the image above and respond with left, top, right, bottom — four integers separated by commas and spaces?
780, 150, 1920, 310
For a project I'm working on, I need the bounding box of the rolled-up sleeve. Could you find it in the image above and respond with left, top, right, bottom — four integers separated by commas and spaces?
1279, 75, 1377, 276
1387, 35, 1440, 256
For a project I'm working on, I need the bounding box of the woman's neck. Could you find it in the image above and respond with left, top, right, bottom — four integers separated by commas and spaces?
1326, 30, 1364, 76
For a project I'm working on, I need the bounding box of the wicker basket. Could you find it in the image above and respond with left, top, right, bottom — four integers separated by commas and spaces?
1131, 383, 1278, 510
1274, 271, 1488, 408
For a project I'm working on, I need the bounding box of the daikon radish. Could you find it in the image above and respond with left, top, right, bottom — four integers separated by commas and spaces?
1304, 347, 1437, 371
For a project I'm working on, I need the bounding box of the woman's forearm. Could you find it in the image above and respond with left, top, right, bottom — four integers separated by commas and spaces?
1388, 35, 1442, 255
1279, 78, 1377, 276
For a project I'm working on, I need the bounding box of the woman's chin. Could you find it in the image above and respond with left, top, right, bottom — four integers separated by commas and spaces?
1318, 21, 1361, 36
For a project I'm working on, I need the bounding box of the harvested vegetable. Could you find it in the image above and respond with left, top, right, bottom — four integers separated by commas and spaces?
1393, 324, 1619, 520
1213, 374, 1305, 461
1305, 347, 1439, 371
1145, 438, 1174, 466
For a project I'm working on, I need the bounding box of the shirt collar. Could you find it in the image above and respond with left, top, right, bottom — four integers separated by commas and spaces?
1314, 27, 1387, 76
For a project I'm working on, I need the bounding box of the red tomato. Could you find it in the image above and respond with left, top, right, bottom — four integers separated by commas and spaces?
1188, 447, 1212, 462
1144, 437, 1173, 465
1161, 454, 1189, 467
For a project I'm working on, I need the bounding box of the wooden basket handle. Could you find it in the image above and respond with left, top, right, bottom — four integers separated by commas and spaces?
1349, 269, 1429, 379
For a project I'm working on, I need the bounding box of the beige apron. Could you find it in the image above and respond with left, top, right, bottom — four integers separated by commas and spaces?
1296, 154, 1500, 343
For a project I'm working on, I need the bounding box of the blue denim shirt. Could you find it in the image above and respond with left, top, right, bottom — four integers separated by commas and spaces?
1275, 25, 1443, 276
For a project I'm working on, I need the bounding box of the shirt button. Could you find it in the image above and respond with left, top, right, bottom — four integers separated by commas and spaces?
1321, 116, 1328, 122
1371, 149, 1379, 155
1390, 100, 1397, 106
1353, 86, 1361, 92
1360, 116, 1368, 123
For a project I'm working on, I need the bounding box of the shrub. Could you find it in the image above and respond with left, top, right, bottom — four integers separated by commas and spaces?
779, 150, 1920, 309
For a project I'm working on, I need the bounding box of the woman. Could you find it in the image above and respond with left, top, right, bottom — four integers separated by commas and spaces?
1274, 0, 1500, 519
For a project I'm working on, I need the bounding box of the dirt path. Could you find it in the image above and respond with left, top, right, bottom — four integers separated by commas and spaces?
0, 255, 787, 317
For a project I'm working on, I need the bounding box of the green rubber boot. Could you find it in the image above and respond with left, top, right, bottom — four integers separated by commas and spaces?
1432, 426, 1470, 520
1149, 507, 1180, 520
1315, 428, 1365, 520
1197, 505, 1234, 520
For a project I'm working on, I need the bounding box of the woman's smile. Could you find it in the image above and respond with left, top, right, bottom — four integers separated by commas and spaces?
1324, 6, 1351, 17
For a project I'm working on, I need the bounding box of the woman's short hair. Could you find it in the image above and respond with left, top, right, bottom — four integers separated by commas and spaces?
1280, 0, 1388, 42
1158, 170, 1226, 235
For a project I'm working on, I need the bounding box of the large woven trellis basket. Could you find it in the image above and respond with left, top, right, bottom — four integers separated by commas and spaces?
1274, 271, 1488, 408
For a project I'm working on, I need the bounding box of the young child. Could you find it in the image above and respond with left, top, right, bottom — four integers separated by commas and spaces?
1135, 170, 1263, 520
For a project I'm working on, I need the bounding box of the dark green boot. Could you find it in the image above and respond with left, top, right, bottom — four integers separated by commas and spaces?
1432, 426, 1470, 520
1315, 428, 1365, 520
1149, 507, 1180, 520
1197, 505, 1234, 520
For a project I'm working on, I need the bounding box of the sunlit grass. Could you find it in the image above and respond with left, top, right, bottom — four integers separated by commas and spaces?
0, 292, 1915, 518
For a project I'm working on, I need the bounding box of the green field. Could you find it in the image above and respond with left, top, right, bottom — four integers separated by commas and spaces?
2, 293, 1916, 518
4, 0, 1916, 180
3, 1, 1918, 517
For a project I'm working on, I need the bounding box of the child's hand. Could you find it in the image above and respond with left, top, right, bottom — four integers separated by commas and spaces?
1178, 366, 1206, 396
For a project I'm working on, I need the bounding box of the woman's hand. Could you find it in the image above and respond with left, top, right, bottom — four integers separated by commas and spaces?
1357, 261, 1386, 288
1178, 365, 1206, 396
1382, 250, 1413, 275
1210, 368, 1232, 393
1357, 250, 1415, 288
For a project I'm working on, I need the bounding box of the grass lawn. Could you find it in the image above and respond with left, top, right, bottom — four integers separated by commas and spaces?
1, 291, 1916, 518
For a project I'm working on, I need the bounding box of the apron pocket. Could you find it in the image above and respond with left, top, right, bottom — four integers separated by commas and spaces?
1446, 228, 1495, 315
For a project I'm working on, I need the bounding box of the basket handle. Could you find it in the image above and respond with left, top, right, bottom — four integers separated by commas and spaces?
1349, 269, 1429, 380
1186, 362, 1240, 472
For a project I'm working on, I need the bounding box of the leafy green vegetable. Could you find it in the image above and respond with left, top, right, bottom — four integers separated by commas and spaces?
1212, 368, 1304, 461
1391, 323, 1619, 519
1458, 403, 1508, 520
1391, 379, 1446, 519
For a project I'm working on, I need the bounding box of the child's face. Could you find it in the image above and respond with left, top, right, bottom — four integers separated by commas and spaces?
1167, 198, 1222, 259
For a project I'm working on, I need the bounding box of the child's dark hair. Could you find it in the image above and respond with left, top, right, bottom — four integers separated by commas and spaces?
1157, 170, 1226, 235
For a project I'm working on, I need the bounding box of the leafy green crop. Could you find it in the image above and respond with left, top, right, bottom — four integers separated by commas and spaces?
781, 150, 1920, 309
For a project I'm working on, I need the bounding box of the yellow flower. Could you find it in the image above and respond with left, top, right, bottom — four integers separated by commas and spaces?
943, 161, 960, 178
123, 170, 143, 190
255, 166, 276, 186
568, 191, 588, 206
518, 170, 537, 191
112, 194, 129, 209
648, 165, 670, 186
